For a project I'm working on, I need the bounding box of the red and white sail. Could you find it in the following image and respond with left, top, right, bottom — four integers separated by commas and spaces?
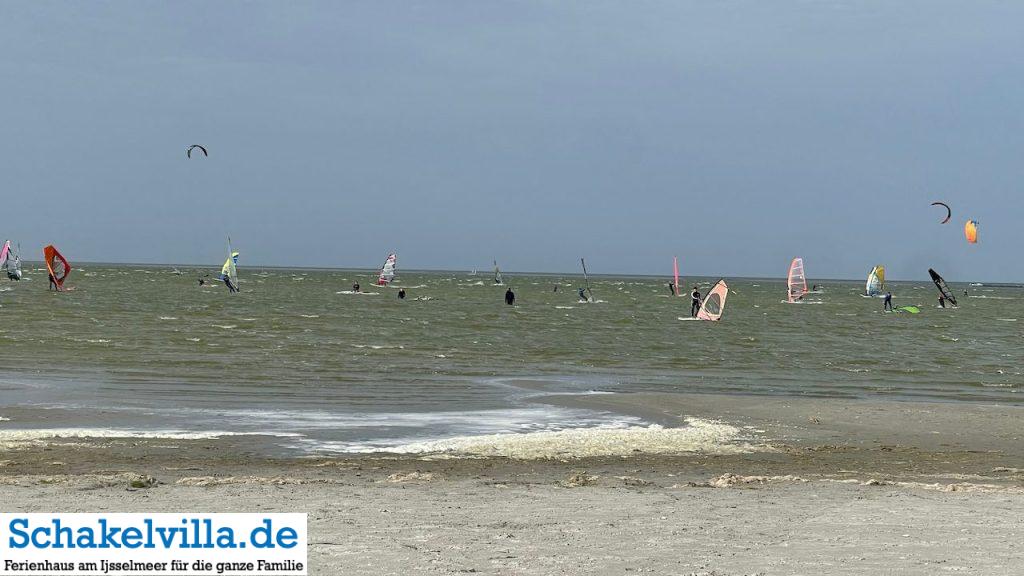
377, 253, 397, 286
787, 257, 807, 303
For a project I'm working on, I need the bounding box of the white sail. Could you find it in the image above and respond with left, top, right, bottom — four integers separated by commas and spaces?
2, 241, 22, 280
377, 253, 397, 286
493, 260, 503, 285
697, 280, 729, 321
865, 265, 884, 296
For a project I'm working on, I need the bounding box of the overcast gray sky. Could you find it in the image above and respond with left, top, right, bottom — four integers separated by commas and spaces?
1, 1, 1021, 280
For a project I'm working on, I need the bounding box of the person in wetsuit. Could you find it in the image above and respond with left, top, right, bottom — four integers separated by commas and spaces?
578, 287, 587, 301
938, 295, 946, 308
690, 286, 702, 317
668, 282, 676, 296
48, 272, 58, 291
505, 287, 515, 305
352, 282, 360, 293
398, 288, 406, 299
883, 291, 893, 311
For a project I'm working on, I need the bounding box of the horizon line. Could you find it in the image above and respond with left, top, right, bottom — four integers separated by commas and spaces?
19, 259, 1013, 285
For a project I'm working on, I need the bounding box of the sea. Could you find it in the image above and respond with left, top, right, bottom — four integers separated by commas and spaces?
0, 264, 1019, 456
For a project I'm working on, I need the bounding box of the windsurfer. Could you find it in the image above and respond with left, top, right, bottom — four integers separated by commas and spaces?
668, 282, 676, 296
578, 288, 587, 302
883, 291, 893, 311
353, 282, 360, 292
48, 272, 58, 291
938, 296, 946, 308
690, 287, 701, 317
505, 287, 515, 305
398, 288, 406, 300
223, 275, 238, 293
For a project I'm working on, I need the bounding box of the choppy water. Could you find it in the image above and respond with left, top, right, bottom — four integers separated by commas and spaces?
0, 265, 1020, 455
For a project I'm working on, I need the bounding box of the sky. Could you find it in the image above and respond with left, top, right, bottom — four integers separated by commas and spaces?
1, 1, 1022, 280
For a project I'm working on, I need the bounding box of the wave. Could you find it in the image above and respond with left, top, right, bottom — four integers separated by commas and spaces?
353, 418, 763, 459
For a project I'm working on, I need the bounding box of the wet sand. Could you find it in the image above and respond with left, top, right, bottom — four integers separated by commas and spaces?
2, 393, 1023, 575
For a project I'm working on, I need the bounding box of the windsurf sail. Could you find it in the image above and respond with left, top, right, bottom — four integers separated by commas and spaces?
43, 245, 70, 290
898, 306, 920, 314
928, 268, 957, 306
787, 257, 807, 302
221, 239, 239, 289
493, 260, 503, 285
673, 256, 680, 297
580, 258, 593, 301
866, 265, 885, 296
377, 253, 397, 286
7, 243, 21, 280
697, 279, 729, 321
0, 241, 9, 280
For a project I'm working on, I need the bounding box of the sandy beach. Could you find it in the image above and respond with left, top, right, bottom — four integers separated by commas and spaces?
4, 393, 1022, 575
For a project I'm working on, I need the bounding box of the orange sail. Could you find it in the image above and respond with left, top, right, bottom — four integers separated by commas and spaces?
43, 245, 71, 290
964, 220, 978, 244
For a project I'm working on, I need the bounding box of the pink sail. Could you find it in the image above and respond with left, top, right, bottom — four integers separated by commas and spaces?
697, 280, 729, 321
673, 256, 680, 297
0, 241, 9, 267
787, 257, 807, 303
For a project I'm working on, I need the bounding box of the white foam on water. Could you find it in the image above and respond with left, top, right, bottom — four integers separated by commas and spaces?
158, 316, 177, 321
351, 344, 404, 350
0, 428, 302, 449
300, 314, 320, 318
362, 418, 761, 459
336, 291, 379, 295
